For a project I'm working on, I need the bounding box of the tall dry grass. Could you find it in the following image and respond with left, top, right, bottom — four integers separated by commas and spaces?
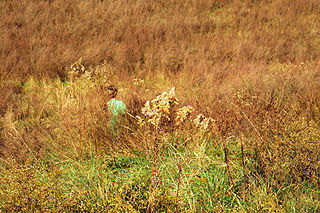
1, 0, 320, 122
1, 0, 319, 79
1, 0, 320, 211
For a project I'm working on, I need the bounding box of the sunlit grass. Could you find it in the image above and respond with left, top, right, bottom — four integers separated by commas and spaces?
1, 0, 320, 211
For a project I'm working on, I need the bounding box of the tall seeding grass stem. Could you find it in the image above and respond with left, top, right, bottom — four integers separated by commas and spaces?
175, 164, 182, 213
78, 86, 83, 158
223, 138, 234, 186
240, 135, 248, 190
147, 126, 159, 213
232, 102, 267, 176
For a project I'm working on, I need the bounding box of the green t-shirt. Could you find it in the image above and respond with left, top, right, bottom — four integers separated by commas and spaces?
107, 99, 126, 129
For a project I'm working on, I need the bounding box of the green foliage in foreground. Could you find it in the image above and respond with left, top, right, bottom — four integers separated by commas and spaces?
1, 137, 319, 212
0, 75, 320, 212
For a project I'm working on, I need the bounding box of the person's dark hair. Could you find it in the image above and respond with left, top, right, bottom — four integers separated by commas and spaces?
107, 85, 118, 98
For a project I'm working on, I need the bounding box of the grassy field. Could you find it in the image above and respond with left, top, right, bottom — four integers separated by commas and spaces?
1, 0, 320, 212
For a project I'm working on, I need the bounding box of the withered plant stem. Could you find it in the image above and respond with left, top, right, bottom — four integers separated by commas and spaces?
79, 86, 83, 158
147, 126, 159, 213
223, 139, 234, 186
175, 164, 182, 213
240, 136, 248, 190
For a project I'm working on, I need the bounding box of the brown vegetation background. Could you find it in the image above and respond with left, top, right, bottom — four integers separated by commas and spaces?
1, 0, 320, 160
1, 0, 320, 211
1, 0, 319, 79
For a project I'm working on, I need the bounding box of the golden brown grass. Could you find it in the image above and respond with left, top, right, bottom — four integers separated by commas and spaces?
1, 0, 320, 211
1, 0, 319, 79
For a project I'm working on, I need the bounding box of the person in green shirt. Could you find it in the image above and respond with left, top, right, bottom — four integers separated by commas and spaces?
106, 86, 126, 143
